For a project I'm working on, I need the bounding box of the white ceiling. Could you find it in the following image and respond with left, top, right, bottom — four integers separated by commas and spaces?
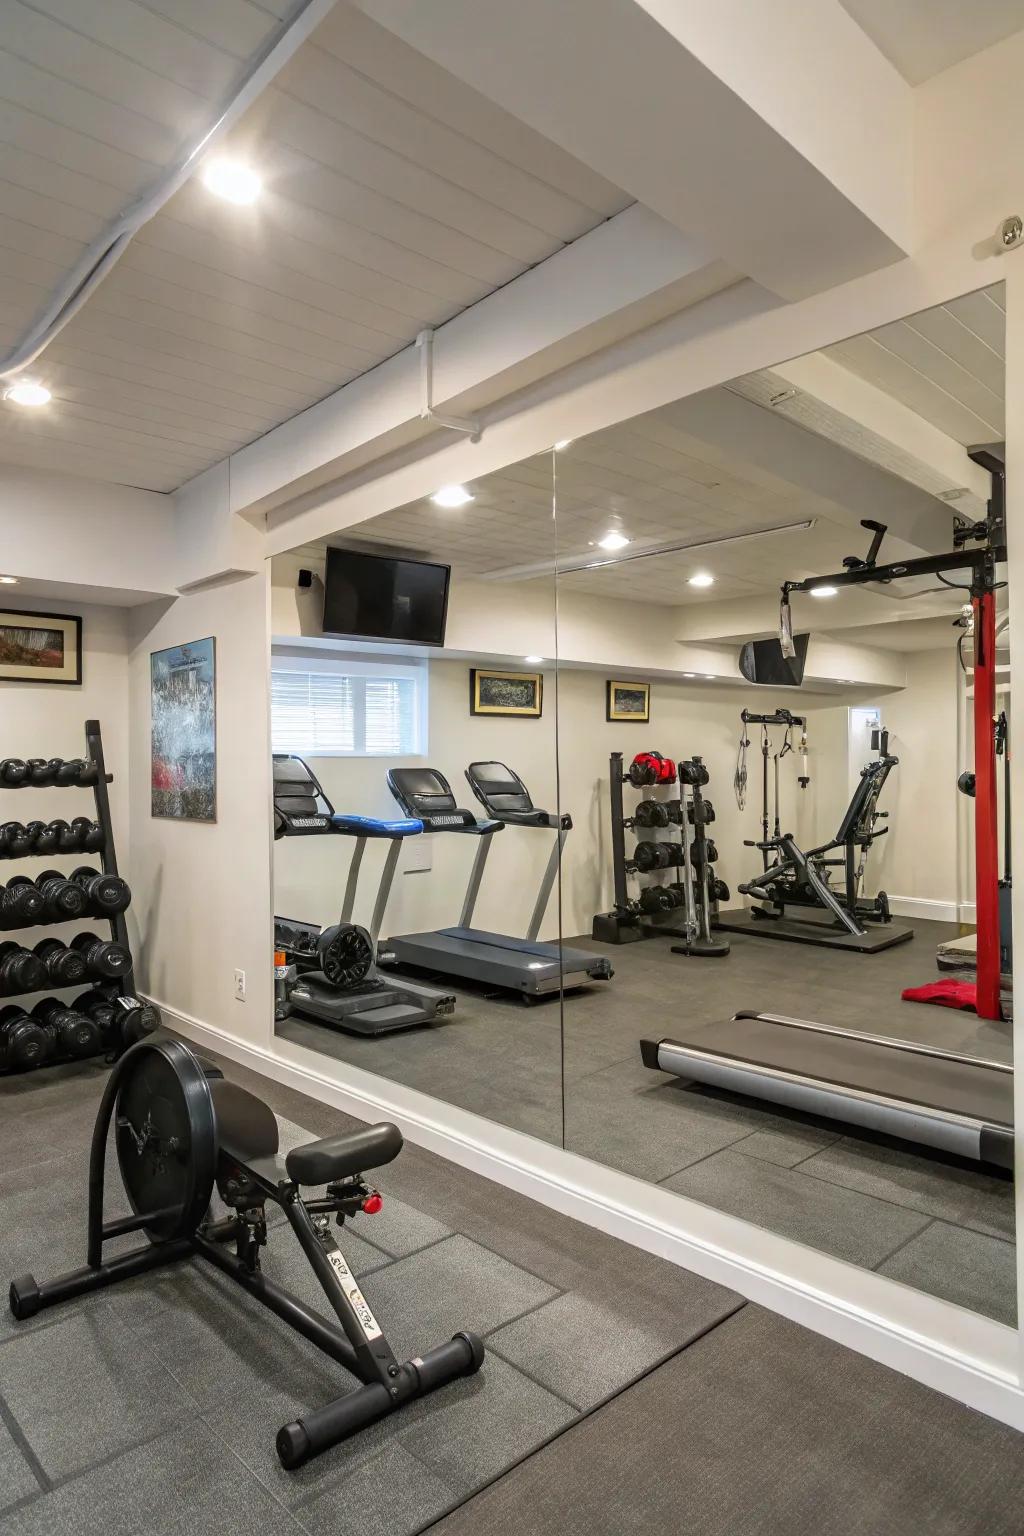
823, 286, 1005, 447
839, 0, 1024, 83
0, 0, 628, 491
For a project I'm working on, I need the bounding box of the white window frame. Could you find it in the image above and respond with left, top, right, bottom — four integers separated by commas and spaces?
271, 651, 429, 758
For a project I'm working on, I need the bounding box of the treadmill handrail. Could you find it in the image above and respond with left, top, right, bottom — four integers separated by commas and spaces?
737, 1010, 1012, 1074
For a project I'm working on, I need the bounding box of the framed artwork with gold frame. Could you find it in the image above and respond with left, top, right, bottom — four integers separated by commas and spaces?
470, 668, 543, 718
606, 679, 650, 723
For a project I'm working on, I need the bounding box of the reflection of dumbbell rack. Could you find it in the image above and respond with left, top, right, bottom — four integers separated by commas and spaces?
592, 751, 693, 945
0, 720, 154, 1074
671, 757, 730, 959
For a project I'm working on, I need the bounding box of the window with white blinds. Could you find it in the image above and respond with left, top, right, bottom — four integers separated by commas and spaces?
271, 660, 425, 756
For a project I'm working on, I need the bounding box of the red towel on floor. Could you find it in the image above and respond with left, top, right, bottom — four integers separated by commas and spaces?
901, 979, 977, 1012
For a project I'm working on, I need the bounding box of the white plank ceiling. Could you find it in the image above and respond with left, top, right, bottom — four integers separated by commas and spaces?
0, 0, 629, 491
823, 285, 1005, 447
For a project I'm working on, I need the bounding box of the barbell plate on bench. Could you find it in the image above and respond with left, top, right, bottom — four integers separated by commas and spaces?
115, 1039, 218, 1244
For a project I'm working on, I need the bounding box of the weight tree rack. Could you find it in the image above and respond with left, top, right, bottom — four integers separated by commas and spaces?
0, 719, 140, 1073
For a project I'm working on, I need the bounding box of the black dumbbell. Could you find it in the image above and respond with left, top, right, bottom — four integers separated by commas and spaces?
25, 820, 58, 855
25, 759, 63, 787
53, 759, 88, 786
663, 882, 689, 908
0, 759, 29, 787
71, 931, 132, 980
678, 758, 710, 787
0, 1005, 51, 1071
638, 886, 674, 914
0, 942, 46, 995
32, 998, 100, 1060
665, 801, 683, 826
75, 988, 118, 1037
0, 879, 45, 929
34, 938, 89, 988
690, 837, 719, 865
0, 822, 33, 858
73, 819, 104, 853
634, 841, 683, 872
19, 872, 90, 922
76, 989, 159, 1052
710, 876, 731, 903
69, 866, 131, 916
634, 800, 670, 829
687, 799, 716, 826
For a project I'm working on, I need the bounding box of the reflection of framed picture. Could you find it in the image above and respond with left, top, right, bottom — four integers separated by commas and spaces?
470, 668, 543, 718
0, 610, 82, 685
606, 679, 650, 723
151, 637, 217, 822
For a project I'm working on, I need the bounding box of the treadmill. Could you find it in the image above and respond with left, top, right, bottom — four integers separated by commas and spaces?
382, 764, 613, 998
641, 1012, 1012, 1167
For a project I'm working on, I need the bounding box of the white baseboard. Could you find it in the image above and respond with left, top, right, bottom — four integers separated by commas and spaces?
885, 895, 975, 923
154, 1000, 1024, 1433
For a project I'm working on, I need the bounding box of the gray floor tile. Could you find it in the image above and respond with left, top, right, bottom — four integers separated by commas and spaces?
366, 1235, 558, 1362
0, 1417, 39, 1514
487, 1289, 737, 1411
877, 1221, 1018, 1326
0, 1422, 305, 1536
731, 1124, 842, 1168
799, 1137, 1015, 1239
0, 1307, 194, 1481
298, 1441, 459, 1536
398, 1351, 575, 1494
662, 1150, 932, 1268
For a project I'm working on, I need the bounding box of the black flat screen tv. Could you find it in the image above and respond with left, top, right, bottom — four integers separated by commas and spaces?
739, 632, 809, 687
322, 548, 451, 646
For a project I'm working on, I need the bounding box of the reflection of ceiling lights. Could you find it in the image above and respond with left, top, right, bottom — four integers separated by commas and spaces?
201, 159, 262, 204
688, 572, 714, 588
524, 655, 543, 663
554, 439, 573, 451
810, 584, 838, 598
683, 672, 696, 678
0, 575, 19, 584
4, 380, 50, 407
704, 674, 715, 680
596, 531, 630, 551
431, 484, 474, 508
481, 518, 814, 582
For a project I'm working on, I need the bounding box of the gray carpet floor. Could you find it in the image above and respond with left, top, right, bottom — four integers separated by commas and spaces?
0, 1043, 742, 1534
279, 917, 1016, 1326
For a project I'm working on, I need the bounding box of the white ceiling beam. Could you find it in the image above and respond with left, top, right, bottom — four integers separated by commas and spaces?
355, 0, 912, 300
224, 203, 743, 517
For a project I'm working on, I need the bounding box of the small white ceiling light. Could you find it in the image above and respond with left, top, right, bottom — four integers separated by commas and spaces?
4, 380, 50, 408
596, 531, 630, 552
200, 158, 262, 205
704, 674, 715, 680
431, 484, 474, 508
524, 655, 544, 664
810, 584, 838, 598
553, 439, 573, 451
688, 572, 715, 588
683, 672, 697, 678
0, 575, 19, 585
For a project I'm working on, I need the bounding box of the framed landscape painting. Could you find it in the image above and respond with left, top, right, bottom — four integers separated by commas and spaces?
151, 637, 217, 822
606, 679, 651, 723
0, 610, 82, 684
470, 668, 543, 718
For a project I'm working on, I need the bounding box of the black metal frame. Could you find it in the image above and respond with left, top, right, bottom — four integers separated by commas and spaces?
8, 1039, 483, 1470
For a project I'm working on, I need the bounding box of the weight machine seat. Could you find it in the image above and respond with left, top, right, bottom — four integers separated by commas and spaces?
211, 1080, 280, 1162
833, 756, 896, 845
387, 767, 502, 835
331, 813, 423, 839
285, 1122, 403, 1185
465, 760, 568, 830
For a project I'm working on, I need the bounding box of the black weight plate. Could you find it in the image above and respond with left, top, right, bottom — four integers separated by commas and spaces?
115, 1039, 216, 1243
319, 923, 374, 988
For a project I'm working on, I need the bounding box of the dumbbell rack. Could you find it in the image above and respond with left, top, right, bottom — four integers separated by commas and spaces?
592, 751, 693, 945
0, 719, 136, 1074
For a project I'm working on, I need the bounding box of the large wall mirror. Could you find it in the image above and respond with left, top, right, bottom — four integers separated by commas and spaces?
269, 452, 567, 1145
555, 284, 1012, 1328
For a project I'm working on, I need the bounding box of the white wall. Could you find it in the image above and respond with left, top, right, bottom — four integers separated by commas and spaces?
126, 572, 273, 1042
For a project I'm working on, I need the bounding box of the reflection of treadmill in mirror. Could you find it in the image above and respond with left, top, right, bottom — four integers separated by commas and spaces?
382, 764, 612, 998
272, 756, 455, 1035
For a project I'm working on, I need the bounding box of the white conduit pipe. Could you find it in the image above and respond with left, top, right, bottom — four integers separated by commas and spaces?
0, 0, 338, 382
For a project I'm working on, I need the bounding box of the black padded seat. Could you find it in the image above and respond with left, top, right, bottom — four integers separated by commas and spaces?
285, 1122, 403, 1186
211, 1079, 280, 1162
465, 760, 559, 827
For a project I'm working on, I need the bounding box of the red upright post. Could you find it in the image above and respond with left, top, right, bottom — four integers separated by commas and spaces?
972, 588, 1001, 1020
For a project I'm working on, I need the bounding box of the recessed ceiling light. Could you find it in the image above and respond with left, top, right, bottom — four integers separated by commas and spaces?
683, 672, 696, 678
524, 655, 543, 664
810, 584, 838, 598
431, 484, 474, 508
200, 158, 262, 205
688, 572, 714, 588
0, 575, 19, 585
4, 380, 50, 408
553, 439, 573, 451
596, 531, 630, 552
704, 674, 715, 681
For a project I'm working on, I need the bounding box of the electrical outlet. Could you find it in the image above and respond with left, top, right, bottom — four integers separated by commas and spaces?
234, 968, 246, 1002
